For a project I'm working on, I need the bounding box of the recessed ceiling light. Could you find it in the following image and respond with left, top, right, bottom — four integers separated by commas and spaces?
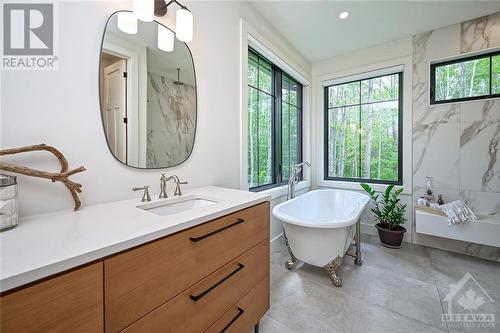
339, 11, 350, 19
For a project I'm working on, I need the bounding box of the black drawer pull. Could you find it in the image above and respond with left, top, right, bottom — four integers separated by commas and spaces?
220, 308, 244, 333
189, 218, 245, 243
190, 263, 245, 302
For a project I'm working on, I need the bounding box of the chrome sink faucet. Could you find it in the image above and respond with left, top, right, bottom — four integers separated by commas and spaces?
159, 173, 170, 198
287, 162, 311, 200
159, 174, 188, 198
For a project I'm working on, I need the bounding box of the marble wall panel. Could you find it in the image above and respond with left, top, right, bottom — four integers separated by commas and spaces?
146, 72, 196, 168
461, 12, 500, 53
413, 122, 460, 189
460, 121, 500, 192
413, 24, 460, 63
460, 190, 500, 217
411, 12, 500, 260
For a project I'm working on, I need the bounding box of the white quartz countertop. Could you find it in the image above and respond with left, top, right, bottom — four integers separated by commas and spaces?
0, 186, 270, 292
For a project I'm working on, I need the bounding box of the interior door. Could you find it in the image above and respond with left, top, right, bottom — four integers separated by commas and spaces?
103, 59, 127, 164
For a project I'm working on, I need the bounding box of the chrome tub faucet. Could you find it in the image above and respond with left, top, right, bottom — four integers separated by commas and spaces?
287, 161, 311, 200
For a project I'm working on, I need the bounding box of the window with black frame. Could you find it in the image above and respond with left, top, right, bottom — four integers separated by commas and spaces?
248, 49, 303, 190
430, 51, 500, 104
324, 72, 402, 185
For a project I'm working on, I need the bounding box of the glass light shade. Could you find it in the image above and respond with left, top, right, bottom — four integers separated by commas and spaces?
338, 11, 350, 19
133, 0, 154, 22
158, 26, 174, 52
176, 8, 193, 42
117, 12, 137, 34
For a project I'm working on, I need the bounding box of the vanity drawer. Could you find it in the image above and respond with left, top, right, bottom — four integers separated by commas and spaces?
120, 240, 269, 333
105, 201, 269, 332
0, 262, 104, 333
204, 277, 269, 333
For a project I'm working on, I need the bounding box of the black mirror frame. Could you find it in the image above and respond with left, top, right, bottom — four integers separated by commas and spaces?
98, 10, 197, 169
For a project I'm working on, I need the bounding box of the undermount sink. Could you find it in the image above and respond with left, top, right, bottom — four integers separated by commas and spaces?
137, 195, 217, 216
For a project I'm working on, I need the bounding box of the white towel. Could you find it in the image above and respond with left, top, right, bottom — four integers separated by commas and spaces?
439, 200, 478, 225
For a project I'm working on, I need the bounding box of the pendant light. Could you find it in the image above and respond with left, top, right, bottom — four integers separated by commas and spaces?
175, 7, 193, 42
154, 1, 193, 42
117, 12, 137, 34
158, 25, 174, 52
133, 0, 154, 22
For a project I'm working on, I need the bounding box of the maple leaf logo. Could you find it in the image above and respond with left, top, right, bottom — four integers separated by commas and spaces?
457, 288, 485, 313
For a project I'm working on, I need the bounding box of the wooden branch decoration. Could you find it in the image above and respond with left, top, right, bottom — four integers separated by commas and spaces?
0, 144, 86, 211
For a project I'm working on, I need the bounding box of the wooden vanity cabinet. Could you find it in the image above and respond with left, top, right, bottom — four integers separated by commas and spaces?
104, 201, 270, 332
121, 240, 269, 333
0, 201, 270, 333
0, 262, 104, 333
204, 277, 270, 333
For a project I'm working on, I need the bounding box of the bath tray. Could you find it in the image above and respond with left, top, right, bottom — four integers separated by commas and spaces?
415, 205, 446, 217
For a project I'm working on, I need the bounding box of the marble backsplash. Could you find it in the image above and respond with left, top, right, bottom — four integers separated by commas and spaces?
412, 12, 500, 261
146, 72, 196, 168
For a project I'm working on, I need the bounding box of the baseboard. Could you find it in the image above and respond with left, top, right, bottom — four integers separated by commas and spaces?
270, 232, 285, 251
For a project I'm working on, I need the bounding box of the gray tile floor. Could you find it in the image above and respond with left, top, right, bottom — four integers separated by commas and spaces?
260, 235, 500, 333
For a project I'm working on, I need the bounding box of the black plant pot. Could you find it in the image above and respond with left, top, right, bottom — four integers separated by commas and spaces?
375, 223, 406, 248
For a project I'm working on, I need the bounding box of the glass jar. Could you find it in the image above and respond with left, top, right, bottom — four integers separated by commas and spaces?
0, 174, 18, 231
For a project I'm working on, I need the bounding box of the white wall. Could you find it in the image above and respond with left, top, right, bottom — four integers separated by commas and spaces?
0, 0, 310, 218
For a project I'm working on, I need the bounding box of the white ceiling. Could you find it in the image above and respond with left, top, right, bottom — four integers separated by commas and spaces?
250, 1, 500, 62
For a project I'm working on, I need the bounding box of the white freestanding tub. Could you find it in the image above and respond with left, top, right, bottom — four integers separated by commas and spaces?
272, 189, 370, 286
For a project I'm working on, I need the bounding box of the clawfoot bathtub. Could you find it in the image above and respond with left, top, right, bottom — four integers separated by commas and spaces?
272, 189, 370, 287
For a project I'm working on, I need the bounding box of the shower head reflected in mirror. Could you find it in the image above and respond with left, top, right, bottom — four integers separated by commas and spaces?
173, 68, 184, 86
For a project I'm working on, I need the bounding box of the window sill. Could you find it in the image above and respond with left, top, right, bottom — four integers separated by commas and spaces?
317, 179, 412, 196
258, 180, 311, 200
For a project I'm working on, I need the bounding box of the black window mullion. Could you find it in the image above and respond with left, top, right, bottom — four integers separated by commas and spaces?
297, 83, 303, 180
328, 98, 399, 110
323, 86, 329, 180
398, 72, 403, 186
256, 54, 260, 187
358, 81, 362, 180
247, 84, 274, 97
274, 67, 282, 186
288, 84, 291, 183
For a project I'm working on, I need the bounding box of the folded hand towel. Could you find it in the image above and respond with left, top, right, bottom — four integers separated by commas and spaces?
439, 200, 478, 225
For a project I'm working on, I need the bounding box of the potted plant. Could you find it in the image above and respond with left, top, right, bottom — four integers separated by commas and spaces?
361, 183, 407, 248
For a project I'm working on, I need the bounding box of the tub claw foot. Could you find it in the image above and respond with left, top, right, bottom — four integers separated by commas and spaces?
284, 241, 299, 270
285, 258, 298, 270
324, 256, 343, 287
354, 217, 362, 266
284, 231, 299, 270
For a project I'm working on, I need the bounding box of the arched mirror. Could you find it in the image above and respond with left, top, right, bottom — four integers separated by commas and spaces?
99, 11, 196, 168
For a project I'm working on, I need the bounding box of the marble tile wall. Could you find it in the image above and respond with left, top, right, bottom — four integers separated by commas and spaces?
412, 12, 500, 261
146, 72, 196, 168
